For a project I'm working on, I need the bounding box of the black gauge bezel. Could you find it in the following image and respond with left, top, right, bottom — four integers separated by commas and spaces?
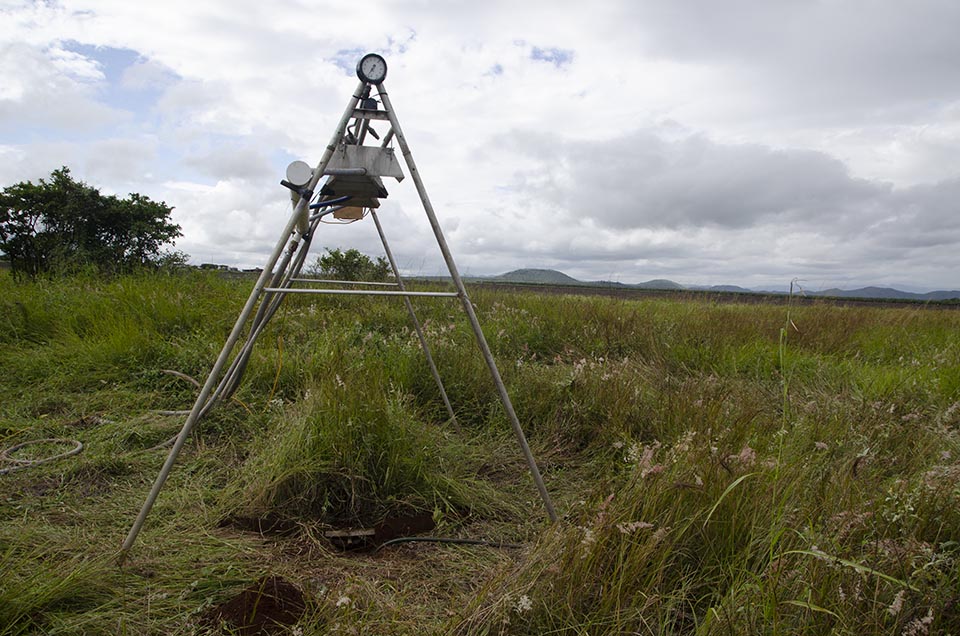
356, 53, 388, 84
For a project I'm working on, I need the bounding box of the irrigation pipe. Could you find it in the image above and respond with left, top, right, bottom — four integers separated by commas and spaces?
210, 205, 324, 410
146, 369, 253, 452
0, 438, 84, 475
207, 219, 311, 407
374, 536, 523, 553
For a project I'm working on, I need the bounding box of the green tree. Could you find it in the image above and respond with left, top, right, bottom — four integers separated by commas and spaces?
0, 167, 182, 277
308, 247, 391, 281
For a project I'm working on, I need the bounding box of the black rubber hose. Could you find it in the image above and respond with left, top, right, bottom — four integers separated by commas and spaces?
374, 536, 523, 553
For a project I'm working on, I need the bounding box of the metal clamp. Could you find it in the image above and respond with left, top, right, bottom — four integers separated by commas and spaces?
280, 179, 314, 200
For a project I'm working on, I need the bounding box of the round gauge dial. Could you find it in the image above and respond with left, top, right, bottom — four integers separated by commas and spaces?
356, 53, 387, 84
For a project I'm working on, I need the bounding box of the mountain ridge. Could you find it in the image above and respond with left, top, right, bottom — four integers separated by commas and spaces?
479, 269, 960, 302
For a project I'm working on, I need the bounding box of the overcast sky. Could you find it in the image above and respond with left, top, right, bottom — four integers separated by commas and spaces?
3, 0, 959, 291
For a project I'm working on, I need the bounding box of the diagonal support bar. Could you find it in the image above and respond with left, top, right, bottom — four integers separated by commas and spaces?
371, 209, 459, 428
376, 82, 558, 523
120, 80, 371, 559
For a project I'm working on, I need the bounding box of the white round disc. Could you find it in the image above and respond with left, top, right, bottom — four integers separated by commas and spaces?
285, 160, 313, 187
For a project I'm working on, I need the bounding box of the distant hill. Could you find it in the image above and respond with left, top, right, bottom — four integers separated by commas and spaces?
812, 287, 960, 301
456, 268, 959, 303
493, 269, 686, 290
492, 269, 583, 285
707, 285, 755, 293
633, 279, 685, 290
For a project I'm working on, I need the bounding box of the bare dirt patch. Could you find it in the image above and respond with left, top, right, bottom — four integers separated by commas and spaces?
200, 576, 306, 635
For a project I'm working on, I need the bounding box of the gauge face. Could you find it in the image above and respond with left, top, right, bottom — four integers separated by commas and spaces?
356, 53, 387, 84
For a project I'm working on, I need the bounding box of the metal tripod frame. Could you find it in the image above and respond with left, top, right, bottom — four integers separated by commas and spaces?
121, 71, 557, 558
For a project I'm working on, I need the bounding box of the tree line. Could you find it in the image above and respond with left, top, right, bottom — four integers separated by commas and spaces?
0, 167, 182, 277
1, 167, 391, 282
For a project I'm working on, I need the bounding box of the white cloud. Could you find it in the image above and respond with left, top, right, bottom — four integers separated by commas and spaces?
1, 0, 959, 290
0, 41, 125, 130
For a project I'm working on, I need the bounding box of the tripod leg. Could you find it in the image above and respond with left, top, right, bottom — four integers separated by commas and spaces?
122, 80, 370, 558
377, 84, 557, 523
371, 210, 458, 429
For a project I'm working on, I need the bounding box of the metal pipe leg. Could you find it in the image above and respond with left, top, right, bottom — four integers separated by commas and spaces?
215, 234, 302, 403
120, 208, 305, 559
122, 80, 370, 558
371, 210, 458, 428
377, 84, 557, 523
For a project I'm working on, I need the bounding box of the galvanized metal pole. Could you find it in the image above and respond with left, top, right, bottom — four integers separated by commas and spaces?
121, 81, 370, 558
213, 234, 302, 404
371, 209, 458, 428
120, 213, 301, 560
376, 83, 558, 523
260, 288, 459, 297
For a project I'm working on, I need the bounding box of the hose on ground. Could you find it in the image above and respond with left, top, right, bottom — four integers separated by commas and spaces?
0, 438, 84, 475
374, 536, 523, 553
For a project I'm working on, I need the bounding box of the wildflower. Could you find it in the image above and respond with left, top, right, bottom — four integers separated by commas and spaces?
727, 445, 756, 467
651, 526, 671, 544
573, 358, 587, 375
644, 464, 666, 477
888, 590, 906, 616
626, 441, 664, 477
336, 595, 352, 608
941, 450, 952, 461
514, 594, 533, 614
579, 527, 596, 547
616, 521, 654, 534
902, 608, 934, 636
673, 430, 696, 454
595, 493, 615, 523
612, 440, 624, 449
815, 441, 828, 450
335, 374, 345, 388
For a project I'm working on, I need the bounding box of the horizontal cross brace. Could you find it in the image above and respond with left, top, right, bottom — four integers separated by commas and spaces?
263, 287, 459, 298
352, 109, 390, 120
289, 278, 399, 287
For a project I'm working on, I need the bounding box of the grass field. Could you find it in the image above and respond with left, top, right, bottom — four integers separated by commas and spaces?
1, 270, 959, 635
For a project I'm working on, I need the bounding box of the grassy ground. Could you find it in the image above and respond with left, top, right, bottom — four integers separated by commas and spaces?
1, 270, 959, 635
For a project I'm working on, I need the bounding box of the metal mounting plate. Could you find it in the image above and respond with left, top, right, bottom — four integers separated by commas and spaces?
326, 145, 405, 181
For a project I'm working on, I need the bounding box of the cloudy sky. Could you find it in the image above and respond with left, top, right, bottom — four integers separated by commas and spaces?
3, 1, 959, 291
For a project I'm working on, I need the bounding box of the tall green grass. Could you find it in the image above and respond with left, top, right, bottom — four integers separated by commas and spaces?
1, 270, 958, 634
